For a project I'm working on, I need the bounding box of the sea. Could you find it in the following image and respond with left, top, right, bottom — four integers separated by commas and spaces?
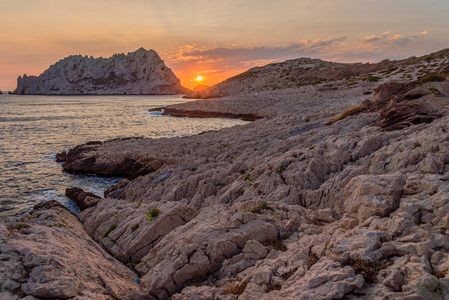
0, 94, 247, 217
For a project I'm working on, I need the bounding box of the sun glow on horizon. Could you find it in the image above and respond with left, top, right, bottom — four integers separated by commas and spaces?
0, 1, 448, 91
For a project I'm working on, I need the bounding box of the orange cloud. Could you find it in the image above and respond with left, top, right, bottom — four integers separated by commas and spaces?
362, 31, 428, 45
0, 30, 435, 91
167, 37, 350, 88
166, 31, 433, 89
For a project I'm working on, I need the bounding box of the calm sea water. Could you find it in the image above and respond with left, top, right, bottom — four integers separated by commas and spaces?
0, 94, 247, 217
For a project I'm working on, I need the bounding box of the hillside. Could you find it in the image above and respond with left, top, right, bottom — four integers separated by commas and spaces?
185, 49, 449, 99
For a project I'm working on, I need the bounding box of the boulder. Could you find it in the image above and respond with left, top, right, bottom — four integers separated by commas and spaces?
65, 187, 101, 211
343, 174, 405, 222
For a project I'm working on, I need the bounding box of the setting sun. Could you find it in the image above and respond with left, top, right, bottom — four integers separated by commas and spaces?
196, 76, 203, 82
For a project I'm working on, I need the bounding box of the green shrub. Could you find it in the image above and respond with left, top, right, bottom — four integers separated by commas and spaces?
277, 160, 292, 174
131, 224, 139, 232
277, 164, 287, 174
363, 91, 373, 95
260, 202, 270, 210
15, 223, 30, 230
348, 81, 358, 86
243, 173, 254, 182
103, 224, 117, 237
250, 202, 272, 214
381, 67, 398, 75
365, 75, 382, 82
429, 87, 441, 95
419, 73, 446, 83
145, 208, 161, 221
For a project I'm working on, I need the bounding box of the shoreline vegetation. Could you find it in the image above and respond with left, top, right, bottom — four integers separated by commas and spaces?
2, 49, 449, 299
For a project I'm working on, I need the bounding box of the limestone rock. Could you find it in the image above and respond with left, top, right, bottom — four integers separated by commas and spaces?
343, 174, 405, 222
65, 187, 101, 211
79, 200, 198, 261
0, 202, 141, 299
4, 49, 449, 300
14, 48, 190, 95
276, 258, 365, 299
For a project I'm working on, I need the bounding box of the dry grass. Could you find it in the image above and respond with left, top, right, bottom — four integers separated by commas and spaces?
433, 269, 448, 279
263, 239, 287, 252
419, 73, 446, 83
222, 281, 248, 295
344, 258, 393, 283
308, 252, 320, 269
325, 101, 370, 125
103, 224, 117, 237
265, 283, 282, 293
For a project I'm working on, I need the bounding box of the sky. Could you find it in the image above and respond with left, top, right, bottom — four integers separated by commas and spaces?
1, 0, 449, 91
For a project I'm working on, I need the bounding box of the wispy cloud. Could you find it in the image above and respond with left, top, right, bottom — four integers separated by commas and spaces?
362, 31, 428, 46
166, 36, 349, 85
170, 36, 348, 65
169, 31, 429, 71
166, 31, 431, 88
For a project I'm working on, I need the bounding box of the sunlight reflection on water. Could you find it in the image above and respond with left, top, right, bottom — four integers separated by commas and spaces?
0, 94, 247, 217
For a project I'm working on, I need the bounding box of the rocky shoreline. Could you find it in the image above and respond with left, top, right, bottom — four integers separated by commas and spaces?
2, 50, 449, 299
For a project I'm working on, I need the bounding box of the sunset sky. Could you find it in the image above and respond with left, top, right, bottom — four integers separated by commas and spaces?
1, 0, 449, 91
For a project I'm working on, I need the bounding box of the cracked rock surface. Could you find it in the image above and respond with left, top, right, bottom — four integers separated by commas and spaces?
2, 50, 449, 299
0, 201, 141, 299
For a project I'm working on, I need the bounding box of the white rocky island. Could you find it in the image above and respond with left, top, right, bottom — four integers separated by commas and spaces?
14, 48, 190, 95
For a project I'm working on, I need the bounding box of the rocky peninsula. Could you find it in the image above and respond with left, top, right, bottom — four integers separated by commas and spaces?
13, 48, 189, 95
2, 49, 449, 299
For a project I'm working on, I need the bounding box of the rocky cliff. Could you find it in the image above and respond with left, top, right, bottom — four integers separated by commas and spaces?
14, 48, 190, 95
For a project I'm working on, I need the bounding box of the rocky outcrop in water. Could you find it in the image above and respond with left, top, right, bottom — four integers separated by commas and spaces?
65, 187, 102, 211
14, 48, 190, 95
